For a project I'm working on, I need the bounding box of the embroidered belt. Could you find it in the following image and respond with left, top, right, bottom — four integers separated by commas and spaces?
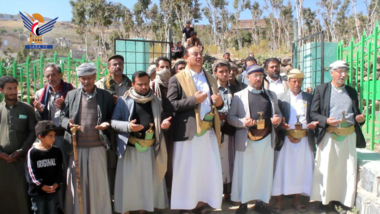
326, 125, 355, 136
128, 136, 155, 147
248, 127, 271, 141
286, 129, 307, 143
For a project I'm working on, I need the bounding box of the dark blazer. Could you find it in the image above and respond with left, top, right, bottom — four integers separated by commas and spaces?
276, 91, 316, 151
166, 74, 223, 142
60, 87, 115, 151
310, 82, 365, 148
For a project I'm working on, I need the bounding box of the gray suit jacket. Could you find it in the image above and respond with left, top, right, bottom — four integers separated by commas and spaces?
227, 88, 282, 151
276, 91, 316, 151
60, 87, 114, 152
110, 96, 136, 158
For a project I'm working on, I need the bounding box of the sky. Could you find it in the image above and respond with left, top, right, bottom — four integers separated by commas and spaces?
0, 0, 367, 24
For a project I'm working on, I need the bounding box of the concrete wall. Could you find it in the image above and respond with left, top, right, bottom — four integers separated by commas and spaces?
356, 148, 380, 213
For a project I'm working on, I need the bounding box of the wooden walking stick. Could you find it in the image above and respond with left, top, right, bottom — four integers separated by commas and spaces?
71, 126, 83, 214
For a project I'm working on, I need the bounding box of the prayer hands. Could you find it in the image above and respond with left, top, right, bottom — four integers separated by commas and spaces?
327, 117, 341, 126
355, 109, 366, 123
95, 122, 110, 131
244, 117, 256, 127
281, 117, 290, 130
42, 184, 57, 193
129, 119, 144, 132
307, 121, 319, 130
68, 119, 81, 131
211, 93, 223, 107
0, 152, 10, 161
161, 116, 172, 130
33, 101, 44, 113
195, 91, 208, 104
7, 151, 21, 163
54, 96, 65, 110
271, 114, 281, 126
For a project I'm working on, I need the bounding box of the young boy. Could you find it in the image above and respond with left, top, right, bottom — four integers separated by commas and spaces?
26, 120, 63, 214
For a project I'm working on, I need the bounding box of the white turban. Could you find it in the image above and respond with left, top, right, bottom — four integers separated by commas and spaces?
287, 69, 304, 79
76, 63, 97, 76
330, 60, 349, 71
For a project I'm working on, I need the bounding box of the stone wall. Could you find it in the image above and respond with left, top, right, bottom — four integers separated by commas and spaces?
356, 148, 380, 213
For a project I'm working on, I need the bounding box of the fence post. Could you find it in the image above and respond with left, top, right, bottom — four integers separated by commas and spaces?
75, 63, 79, 88
13, 60, 17, 77
33, 64, 37, 95
40, 52, 44, 89
20, 67, 23, 102
366, 42, 372, 134
61, 61, 65, 79
360, 31, 365, 112
26, 56, 30, 104
349, 38, 354, 87
370, 22, 378, 151
96, 56, 100, 81
67, 52, 71, 84
53, 51, 57, 63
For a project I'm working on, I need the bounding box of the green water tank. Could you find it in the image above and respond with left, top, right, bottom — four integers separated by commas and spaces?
295, 42, 337, 89
115, 39, 150, 79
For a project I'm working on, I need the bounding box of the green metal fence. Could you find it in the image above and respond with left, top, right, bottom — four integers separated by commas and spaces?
0, 52, 109, 103
337, 21, 380, 150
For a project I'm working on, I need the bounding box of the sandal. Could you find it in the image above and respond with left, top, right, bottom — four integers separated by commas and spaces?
291, 204, 307, 213
192, 205, 212, 214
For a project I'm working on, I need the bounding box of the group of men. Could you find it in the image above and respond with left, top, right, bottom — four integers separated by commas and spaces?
0, 44, 366, 214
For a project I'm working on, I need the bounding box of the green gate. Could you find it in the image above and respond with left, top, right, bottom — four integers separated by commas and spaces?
337, 22, 380, 150
0, 52, 108, 103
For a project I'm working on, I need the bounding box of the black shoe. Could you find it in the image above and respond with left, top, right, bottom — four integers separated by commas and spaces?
315, 203, 329, 214
236, 203, 248, 214
254, 202, 271, 214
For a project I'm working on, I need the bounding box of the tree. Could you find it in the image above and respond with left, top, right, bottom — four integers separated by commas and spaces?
202, 0, 229, 51
317, 0, 340, 42
302, 7, 317, 35
263, 0, 283, 50
280, 0, 293, 49
246, 1, 263, 45
294, 0, 304, 39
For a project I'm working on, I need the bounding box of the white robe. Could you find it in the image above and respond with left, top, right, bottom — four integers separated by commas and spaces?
272, 91, 314, 196
114, 146, 168, 213
171, 129, 223, 209
231, 135, 274, 203
272, 136, 314, 196
310, 132, 357, 207
65, 147, 112, 214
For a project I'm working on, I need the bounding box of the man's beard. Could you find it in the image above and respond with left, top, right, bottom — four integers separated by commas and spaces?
269, 72, 279, 78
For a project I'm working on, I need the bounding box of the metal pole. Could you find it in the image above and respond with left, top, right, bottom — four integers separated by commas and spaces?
321, 31, 325, 84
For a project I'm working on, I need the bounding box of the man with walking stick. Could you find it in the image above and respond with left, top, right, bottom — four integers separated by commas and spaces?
61, 63, 114, 214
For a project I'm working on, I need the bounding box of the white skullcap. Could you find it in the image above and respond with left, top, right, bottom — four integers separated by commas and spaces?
330, 60, 349, 71
76, 63, 97, 76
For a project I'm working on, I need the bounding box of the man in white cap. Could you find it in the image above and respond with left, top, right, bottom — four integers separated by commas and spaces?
61, 63, 114, 214
310, 60, 366, 212
271, 69, 318, 213
227, 65, 282, 214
